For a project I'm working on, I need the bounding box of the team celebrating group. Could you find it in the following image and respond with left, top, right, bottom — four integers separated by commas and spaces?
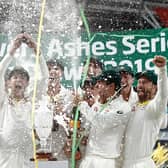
0, 33, 167, 168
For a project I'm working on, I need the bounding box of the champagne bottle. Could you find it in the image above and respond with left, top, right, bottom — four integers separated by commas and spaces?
70, 106, 81, 129
68, 106, 82, 160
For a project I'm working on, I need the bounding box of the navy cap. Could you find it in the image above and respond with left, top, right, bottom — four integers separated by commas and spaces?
119, 65, 134, 76
95, 69, 121, 90
135, 70, 158, 85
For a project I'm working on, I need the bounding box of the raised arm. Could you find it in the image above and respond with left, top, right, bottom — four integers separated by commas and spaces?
22, 33, 49, 98
147, 56, 168, 118
0, 34, 23, 104
39, 53, 49, 92
36, 52, 49, 98
0, 54, 12, 104
0, 35, 23, 130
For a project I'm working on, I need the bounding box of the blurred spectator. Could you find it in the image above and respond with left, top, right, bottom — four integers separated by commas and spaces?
118, 64, 138, 107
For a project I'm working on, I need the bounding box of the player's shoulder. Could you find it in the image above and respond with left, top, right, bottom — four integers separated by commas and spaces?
112, 96, 131, 115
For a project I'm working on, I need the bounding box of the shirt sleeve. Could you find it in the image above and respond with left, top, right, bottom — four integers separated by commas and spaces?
0, 53, 13, 105
160, 113, 168, 129
0, 53, 14, 131
30, 53, 49, 99
79, 101, 97, 122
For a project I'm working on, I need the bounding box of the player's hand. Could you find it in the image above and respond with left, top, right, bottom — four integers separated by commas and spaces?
153, 55, 166, 68
9, 33, 23, 55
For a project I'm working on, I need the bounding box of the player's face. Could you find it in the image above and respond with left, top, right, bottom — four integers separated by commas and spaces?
95, 81, 113, 100
8, 73, 29, 97
136, 77, 154, 101
120, 71, 134, 88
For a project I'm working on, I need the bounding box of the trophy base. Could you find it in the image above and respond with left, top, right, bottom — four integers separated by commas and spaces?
37, 152, 52, 160
30, 152, 57, 161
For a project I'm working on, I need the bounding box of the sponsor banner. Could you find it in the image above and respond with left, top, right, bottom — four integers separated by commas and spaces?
0, 28, 168, 87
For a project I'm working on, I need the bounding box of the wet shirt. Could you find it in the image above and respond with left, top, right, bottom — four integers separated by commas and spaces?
0, 52, 48, 168
0, 96, 33, 168
123, 67, 168, 163
80, 96, 131, 158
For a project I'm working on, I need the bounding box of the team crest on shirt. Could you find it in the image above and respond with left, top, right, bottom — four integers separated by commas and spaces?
116, 110, 124, 114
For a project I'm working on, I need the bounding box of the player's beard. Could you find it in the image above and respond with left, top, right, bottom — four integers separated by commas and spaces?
137, 88, 152, 102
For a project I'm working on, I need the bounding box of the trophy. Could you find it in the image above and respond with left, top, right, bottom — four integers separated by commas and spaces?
35, 100, 53, 160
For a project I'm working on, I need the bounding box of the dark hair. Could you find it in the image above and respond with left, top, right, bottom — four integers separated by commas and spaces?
83, 57, 104, 70
7, 67, 30, 81
118, 64, 134, 77
95, 69, 121, 90
80, 79, 96, 90
46, 59, 64, 72
135, 70, 158, 85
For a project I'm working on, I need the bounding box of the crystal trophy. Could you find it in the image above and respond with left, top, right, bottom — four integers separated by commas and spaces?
34, 100, 53, 160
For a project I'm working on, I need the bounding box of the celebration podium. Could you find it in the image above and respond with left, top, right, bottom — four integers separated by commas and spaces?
30, 160, 69, 168
158, 128, 168, 145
